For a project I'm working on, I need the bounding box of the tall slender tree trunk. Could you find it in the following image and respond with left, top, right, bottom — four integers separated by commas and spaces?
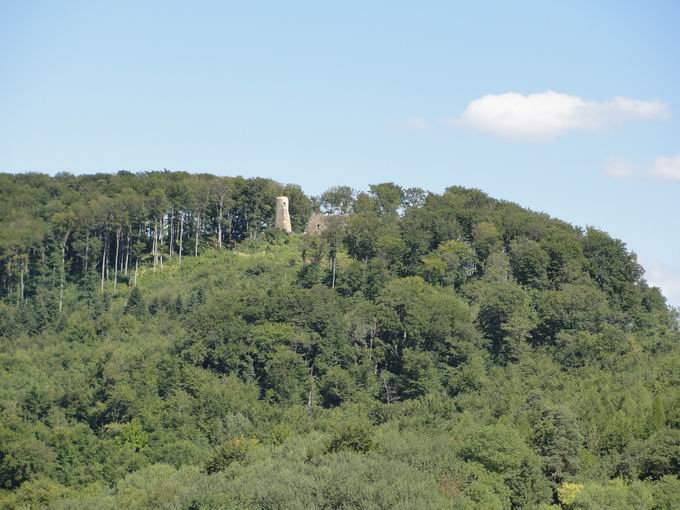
124, 228, 130, 275
113, 227, 120, 294
307, 365, 315, 414
101, 237, 107, 291
59, 235, 68, 313
217, 200, 223, 249
331, 255, 337, 288
194, 213, 201, 257
23, 255, 28, 303
159, 216, 164, 270
19, 259, 25, 304
134, 258, 139, 287
178, 213, 184, 266
84, 233, 90, 273
152, 221, 158, 272
169, 210, 174, 260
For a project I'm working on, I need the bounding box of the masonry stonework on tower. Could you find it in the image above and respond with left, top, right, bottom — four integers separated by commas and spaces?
275, 196, 292, 233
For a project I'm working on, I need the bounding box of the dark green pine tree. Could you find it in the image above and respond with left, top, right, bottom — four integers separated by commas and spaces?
124, 287, 146, 319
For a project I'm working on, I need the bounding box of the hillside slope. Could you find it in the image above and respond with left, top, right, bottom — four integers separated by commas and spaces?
0, 173, 679, 509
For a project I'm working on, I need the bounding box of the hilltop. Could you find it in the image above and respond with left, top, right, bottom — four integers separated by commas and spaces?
0, 172, 678, 509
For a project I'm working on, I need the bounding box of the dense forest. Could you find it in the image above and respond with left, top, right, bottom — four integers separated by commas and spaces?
0, 171, 678, 509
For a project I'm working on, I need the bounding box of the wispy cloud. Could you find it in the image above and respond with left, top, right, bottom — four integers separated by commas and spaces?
651, 155, 680, 181
453, 91, 669, 140
603, 154, 680, 182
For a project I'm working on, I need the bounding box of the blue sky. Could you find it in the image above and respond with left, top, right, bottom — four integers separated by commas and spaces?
1, 1, 679, 305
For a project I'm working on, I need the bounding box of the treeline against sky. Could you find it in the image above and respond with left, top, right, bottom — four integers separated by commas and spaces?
0, 171, 313, 305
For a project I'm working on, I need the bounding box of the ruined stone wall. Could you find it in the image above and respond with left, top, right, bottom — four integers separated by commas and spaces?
305, 213, 346, 235
305, 213, 327, 235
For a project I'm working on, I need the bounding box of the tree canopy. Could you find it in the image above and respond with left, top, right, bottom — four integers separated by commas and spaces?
0, 172, 678, 509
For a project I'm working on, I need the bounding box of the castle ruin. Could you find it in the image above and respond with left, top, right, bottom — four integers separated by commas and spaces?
275, 196, 292, 233
305, 212, 347, 235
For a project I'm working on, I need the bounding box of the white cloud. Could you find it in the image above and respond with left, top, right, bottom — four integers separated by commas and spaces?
651, 155, 680, 181
456, 91, 669, 140
605, 154, 680, 182
604, 158, 638, 179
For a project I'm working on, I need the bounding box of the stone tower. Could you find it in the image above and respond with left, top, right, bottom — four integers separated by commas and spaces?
275, 196, 292, 233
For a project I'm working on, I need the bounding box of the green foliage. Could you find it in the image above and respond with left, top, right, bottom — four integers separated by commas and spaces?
205, 436, 260, 474
421, 239, 478, 287
509, 237, 550, 289
471, 278, 537, 362
263, 347, 310, 404
638, 429, 680, 480
123, 287, 146, 319
0, 172, 678, 508
534, 283, 612, 343
320, 185, 355, 214
583, 227, 643, 311
326, 423, 374, 454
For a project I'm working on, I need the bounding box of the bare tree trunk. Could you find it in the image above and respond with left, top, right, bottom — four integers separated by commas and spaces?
59, 236, 67, 312
382, 372, 394, 404
113, 227, 120, 294
178, 213, 184, 266
169, 210, 174, 260
307, 365, 315, 414
152, 220, 158, 273
23, 256, 28, 303
331, 255, 337, 288
124, 228, 130, 275
217, 200, 223, 249
19, 259, 25, 304
194, 213, 201, 257
134, 258, 139, 287
159, 216, 164, 270
84, 233, 90, 273
101, 238, 107, 292
228, 214, 233, 245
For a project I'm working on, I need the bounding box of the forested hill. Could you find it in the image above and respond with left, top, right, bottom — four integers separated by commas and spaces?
0, 171, 678, 509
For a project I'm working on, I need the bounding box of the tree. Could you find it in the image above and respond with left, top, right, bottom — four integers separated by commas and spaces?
472, 221, 502, 261
534, 283, 612, 343
212, 176, 233, 249
638, 429, 680, 480
583, 227, 644, 310
401, 187, 427, 211
509, 237, 550, 289
526, 398, 582, 484
205, 436, 259, 474
124, 287, 146, 319
420, 239, 478, 288
263, 347, 309, 404
50, 204, 78, 312
369, 182, 403, 216
326, 423, 374, 453
320, 185, 355, 215
473, 279, 537, 362
343, 210, 382, 261
322, 215, 346, 288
